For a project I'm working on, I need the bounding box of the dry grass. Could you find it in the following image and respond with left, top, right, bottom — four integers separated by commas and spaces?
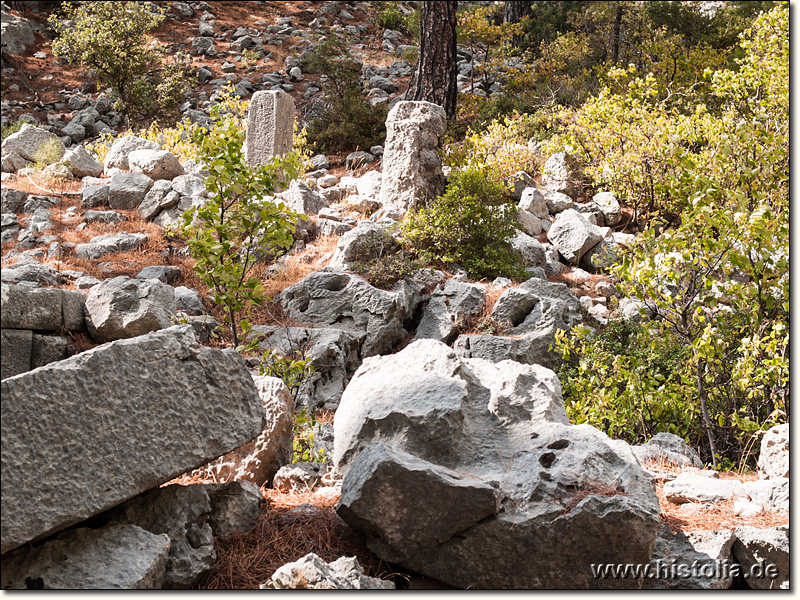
645, 461, 789, 534
459, 284, 510, 336
199, 486, 390, 589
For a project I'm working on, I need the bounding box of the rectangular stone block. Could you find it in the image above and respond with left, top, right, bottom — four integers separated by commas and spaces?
1, 283, 62, 331
245, 90, 295, 168
59, 289, 88, 332
0, 329, 32, 380
31, 334, 69, 369
1, 325, 265, 554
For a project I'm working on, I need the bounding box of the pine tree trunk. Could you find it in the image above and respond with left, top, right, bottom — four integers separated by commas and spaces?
611, 1, 622, 65
504, 1, 531, 47
411, 0, 458, 118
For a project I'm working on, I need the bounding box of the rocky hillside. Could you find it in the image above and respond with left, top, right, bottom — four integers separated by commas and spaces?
0, 0, 789, 590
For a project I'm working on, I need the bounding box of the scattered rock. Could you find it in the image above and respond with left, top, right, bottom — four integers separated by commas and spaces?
1, 124, 65, 165
261, 553, 394, 590
757, 423, 788, 479
205, 480, 263, 538
547, 208, 606, 264
104, 136, 160, 172
108, 172, 154, 210
328, 221, 397, 268
663, 472, 746, 504
59, 145, 104, 178
128, 149, 185, 181
631, 432, 703, 468
84, 275, 176, 342
732, 525, 789, 589
645, 525, 736, 589
0, 524, 171, 589
541, 151, 584, 199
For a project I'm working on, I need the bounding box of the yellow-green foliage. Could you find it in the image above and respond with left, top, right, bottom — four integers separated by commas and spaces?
444, 112, 540, 178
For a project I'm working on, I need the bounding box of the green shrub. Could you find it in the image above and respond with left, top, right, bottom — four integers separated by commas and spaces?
351, 251, 426, 290
1, 120, 24, 141
303, 35, 388, 153
180, 111, 304, 348
291, 410, 328, 464
49, 1, 189, 121
374, 1, 407, 32
400, 167, 526, 281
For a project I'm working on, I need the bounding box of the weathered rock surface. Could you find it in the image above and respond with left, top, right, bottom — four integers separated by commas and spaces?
334, 339, 660, 589
757, 423, 788, 479
0, 328, 32, 379
190, 376, 293, 486
663, 472, 746, 504
328, 221, 398, 268
245, 90, 295, 168
379, 101, 447, 212
104, 135, 160, 172
1, 124, 65, 165
732, 525, 789, 589
260, 553, 394, 589
547, 208, 606, 264
85, 275, 176, 342
281, 179, 327, 214
541, 151, 584, 199
279, 268, 422, 358
74, 232, 148, 260
645, 525, 736, 590
205, 481, 263, 538
273, 462, 331, 493
128, 149, 185, 181
110, 483, 215, 589
1, 325, 264, 554
108, 172, 154, 210
414, 279, 485, 345
631, 432, 703, 468
0, 524, 171, 589
1, 282, 85, 331
454, 278, 581, 369
742, 478, 789, 512
252, 325, 363, 411
60, 145, 104, 178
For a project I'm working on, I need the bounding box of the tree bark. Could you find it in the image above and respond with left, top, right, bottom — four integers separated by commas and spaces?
411, 0, 458, 118
504, 1, 531, 47
611, 1, 623, 65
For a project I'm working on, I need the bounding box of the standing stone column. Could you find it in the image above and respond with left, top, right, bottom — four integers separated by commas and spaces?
245, 90, 295, 168
378, 101, 447, 213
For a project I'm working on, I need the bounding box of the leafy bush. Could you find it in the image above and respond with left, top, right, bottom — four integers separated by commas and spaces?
291, 410, 328, 464
400, 167, 526, 281
180, 111, 304, 348
303, 35, 388, 153
444, 112, 542, 178
373, 1, 409, 33
259, 348, 314, 403
557, 5, 788, 469
49, 1, 189, 121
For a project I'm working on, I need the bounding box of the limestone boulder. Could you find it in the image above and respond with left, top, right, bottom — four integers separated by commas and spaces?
104, 135, 160, 173
379, 101, 447, 213
541, 151, 584, 199
74, 232, 148, 260
1, 124, 65, 165
279, 269, 422, 358
261, 553, 394, 590
0, 524, 170, 589
631, 432, 703, 468
1, 9, 36, 55
128, 149, 185, 181
644, 526, 736, 590
732, 526, 789, 589
414, 279, 486, 345
663, 472, 746, 504
547, 208, 607, 264
334, 339, 661, 589
59, 145, 104, 178
108, 172, 154, 210
205, 481, 263, 538
757, 423, 788, 479
328, 221, 398, 268
592, 191, 622, 226
85, 276, 176, 342
190, 376, 293, 486
455, 278, 581, 369
0, 325, 265, 554
280, 179, 327, 214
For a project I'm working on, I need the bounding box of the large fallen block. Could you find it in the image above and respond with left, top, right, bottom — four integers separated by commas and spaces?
1, 325, 264, 555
